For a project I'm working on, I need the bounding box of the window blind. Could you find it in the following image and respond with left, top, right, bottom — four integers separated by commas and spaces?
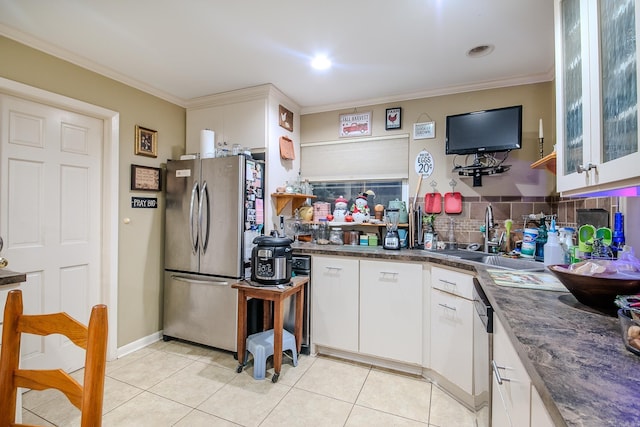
300, 134, 409, 182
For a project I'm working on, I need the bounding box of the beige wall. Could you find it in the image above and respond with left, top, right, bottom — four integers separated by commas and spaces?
0, 35, 556, 347
301, 82, 556, 198
0, 36, 185, 347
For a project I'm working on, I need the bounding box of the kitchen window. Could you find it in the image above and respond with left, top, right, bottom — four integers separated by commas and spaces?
310, 180, 405, 211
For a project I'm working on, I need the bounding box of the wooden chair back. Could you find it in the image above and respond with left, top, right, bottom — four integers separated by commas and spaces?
0, 289, 108, 427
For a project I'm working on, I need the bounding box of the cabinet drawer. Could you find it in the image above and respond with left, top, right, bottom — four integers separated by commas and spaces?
431, 266, 474, 299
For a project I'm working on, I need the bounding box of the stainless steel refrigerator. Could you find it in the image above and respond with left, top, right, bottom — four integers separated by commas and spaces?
163, 155, 263, 351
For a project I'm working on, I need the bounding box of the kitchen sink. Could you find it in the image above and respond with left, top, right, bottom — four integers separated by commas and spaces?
436, 249, 546, 271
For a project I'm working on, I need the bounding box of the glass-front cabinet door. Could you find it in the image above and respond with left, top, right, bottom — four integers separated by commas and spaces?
555, 0, 640, 194
557, 0, 587, 189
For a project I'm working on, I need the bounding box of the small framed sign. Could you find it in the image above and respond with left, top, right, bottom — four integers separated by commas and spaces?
131, 164, 162, 192
385, 107, 401, 130
339, 111, 372, 137
413, 121, 436, 140
131, 197, 158, 208
279, 104, 293, 132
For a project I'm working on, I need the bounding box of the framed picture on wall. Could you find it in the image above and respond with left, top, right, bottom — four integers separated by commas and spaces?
135, 125, 158, 158
130, 164, 162, 191
385, 107, 401, 130
279, 104, 293, 132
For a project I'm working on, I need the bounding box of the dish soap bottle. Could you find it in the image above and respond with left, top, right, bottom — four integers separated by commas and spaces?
544, 219, 565, 267
612, 212, 625, 258
535, 216, 548, 262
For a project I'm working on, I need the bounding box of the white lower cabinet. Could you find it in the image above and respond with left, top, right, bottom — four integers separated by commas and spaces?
311, 255, 359, 352
492, 316, 531, 427
360, 260, 422, 364
429, 266, 474, 394
311, 256, 423, 365
530, 385, 555, 427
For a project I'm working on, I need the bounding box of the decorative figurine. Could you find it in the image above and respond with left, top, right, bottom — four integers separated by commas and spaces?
351, 193, 370, 223
333, 196, 349, 222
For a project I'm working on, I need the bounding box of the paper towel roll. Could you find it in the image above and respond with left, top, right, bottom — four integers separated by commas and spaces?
200, 129, 215, 158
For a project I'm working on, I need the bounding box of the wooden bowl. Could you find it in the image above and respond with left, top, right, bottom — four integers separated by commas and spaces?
548, 265, 640, 311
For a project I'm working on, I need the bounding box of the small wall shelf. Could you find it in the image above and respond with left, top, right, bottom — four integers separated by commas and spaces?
271, 193, 317, 215
530, 151, 556, 174
324, 222, 408, 227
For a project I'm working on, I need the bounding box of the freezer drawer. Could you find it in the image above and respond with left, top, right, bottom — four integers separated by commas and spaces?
163, 271, 238, 352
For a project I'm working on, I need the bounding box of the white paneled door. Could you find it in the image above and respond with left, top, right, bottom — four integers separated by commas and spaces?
0, 94, 102, 372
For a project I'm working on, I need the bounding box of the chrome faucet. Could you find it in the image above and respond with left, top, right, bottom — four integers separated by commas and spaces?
484, 204, 498, 253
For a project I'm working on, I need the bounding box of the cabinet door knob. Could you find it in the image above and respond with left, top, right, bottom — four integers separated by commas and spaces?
576, 162, 597, 174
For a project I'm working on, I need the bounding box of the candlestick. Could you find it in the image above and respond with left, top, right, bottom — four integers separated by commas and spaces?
538, 137, 544, 159
539, 119, 544, 139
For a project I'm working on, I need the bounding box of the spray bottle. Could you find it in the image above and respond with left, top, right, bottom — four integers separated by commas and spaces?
544, 219, 565, 267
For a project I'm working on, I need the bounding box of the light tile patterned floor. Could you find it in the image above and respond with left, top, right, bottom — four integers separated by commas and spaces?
21, 340, 476, 426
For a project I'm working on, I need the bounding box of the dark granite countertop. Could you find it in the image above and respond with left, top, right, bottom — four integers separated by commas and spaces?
0, 268, 26, 286
292, 242, 640, 427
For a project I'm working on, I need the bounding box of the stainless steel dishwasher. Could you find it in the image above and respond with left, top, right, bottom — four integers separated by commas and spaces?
473, 278, 493, 427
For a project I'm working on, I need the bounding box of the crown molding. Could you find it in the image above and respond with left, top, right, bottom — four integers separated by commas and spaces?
299, 69, 555, 115
1, 24, 187, 107
3, 23, 554, 115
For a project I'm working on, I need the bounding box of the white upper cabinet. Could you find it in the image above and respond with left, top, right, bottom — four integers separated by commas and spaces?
186, 98, 267, 153
555, 0, 640, 195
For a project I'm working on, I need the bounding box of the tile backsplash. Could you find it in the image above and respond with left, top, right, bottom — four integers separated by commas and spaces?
411, 195, 618, 247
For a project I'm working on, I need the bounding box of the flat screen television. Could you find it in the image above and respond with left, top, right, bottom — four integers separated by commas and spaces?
445, 105, 522, 155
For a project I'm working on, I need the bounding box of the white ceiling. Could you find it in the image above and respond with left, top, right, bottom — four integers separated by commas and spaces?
0, 0, 555, 114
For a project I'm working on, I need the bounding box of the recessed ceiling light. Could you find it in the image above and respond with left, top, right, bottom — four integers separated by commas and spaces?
466, 44, 495, 58
311, 54, 331, 70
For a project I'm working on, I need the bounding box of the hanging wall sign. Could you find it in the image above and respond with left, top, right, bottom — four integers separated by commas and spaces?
415, 149, 434, 178
413, 121, 436, 139
339, 111, 372, 137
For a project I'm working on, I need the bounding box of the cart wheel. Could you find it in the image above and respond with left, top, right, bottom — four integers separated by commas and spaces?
236, 365, 243, 373
272, 373, 279, 383
233, 352, 238, 360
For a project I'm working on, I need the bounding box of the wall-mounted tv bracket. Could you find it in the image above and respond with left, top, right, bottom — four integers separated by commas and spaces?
452, 152, 511, 187
454, 164, 511, 187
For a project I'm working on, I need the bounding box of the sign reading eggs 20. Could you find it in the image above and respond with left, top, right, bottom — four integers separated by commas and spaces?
415, 150, 434, 178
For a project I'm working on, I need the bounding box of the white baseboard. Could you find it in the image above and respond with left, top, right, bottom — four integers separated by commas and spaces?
314, 345, 423, 376
116, 330, 163, 358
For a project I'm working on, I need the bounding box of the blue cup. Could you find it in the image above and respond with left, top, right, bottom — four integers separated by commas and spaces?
398, 229, 408, 247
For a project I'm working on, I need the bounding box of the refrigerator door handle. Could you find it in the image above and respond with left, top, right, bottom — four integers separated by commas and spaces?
170, 275, 230, 286
199, 180, 211, 254
189, 181, 200, 255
